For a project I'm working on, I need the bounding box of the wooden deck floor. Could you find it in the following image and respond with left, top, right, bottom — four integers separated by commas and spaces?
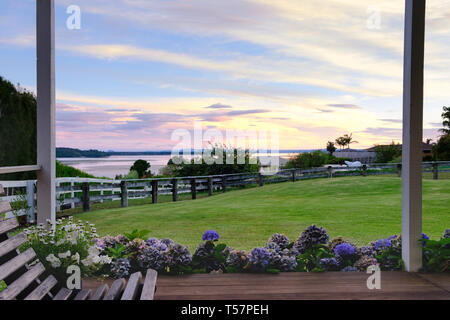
84, 272, 450, 300
153, 272, 450, 300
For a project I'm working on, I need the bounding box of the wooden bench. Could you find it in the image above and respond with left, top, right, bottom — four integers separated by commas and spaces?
0, 184, 157, 300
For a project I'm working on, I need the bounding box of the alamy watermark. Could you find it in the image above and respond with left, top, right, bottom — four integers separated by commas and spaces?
170, 122, 280, 175
366, 265, 381, 290
367, 5, 381, 30
66, 5, 81, 30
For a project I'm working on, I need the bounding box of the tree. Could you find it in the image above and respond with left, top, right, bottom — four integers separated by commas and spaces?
130, 159, 151, 178
335, 136, 346, 150
284, 151, 330, 169
0, 77, 37, 180
374, 142, 401, 163
440, 106, 450, 134
165, 146, 259, 177
326, 141, 336, 156
432, 134, 450, 160
343, 133, 358, 150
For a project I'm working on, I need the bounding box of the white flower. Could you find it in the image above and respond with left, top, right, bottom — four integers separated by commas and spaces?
58, 250, 71, 259
56, 239, 65, 246
88, 246, 100, 256
46, 254, 61, 268
99, 255, 112, 264
71, 252, 80, 264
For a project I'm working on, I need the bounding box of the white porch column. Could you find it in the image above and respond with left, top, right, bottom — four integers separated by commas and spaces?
36, 0, 56, 226
402, 0, 426, 272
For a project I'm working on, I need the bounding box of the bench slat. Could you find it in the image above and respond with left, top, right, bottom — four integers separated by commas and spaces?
24, 275, 58, 300
0, 262, 45, 300
103, 278, 126, 300
0, 217, 18, 235
74, 289, 91, 300
0, 233, 27, 257
140, 269, 157, 300
89, 284, 108, 300
0, 201, 12, 215
53, 287, 73, 300
121, 272, 142, 300
0, 248, 36, 281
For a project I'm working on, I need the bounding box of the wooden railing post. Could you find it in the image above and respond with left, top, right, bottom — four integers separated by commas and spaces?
397, 163, 402, 177
362, 165, 367, 177
291, 170, 297, 182
70, 180, 75, 209
222, 176, 227, 193
258, 173, 264, 187
26, 180, 35, 223
172, 179, 178, 202
191, 178, 197, 200
327, 166, 333, 178
151, 180, 158, 204
82, 182, 90, 212
432, 162, 438, 180
120, 181, 128, 208
207, 177, 213, 196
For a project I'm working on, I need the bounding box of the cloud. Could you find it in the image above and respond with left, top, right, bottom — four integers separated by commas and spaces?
326, 104, 362, 110
378, 119, 402, 124
205, 103, 233, 109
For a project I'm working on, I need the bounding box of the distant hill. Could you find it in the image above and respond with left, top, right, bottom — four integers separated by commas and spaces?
56, 147, 108, 158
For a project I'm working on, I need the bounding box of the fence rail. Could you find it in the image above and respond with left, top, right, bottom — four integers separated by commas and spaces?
1, 161, 449, 222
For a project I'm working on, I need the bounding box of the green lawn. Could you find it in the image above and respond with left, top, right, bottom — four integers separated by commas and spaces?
76, 176, 450, 251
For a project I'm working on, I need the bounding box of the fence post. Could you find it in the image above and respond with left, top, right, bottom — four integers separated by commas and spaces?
191, 178, 197, 200
152, 180, 158, 204
222, 176, 227, 193
70, 180, 75, 209
258, 173, 264, 187
26, 180, 35, 223
362, 165, 367, 177
397, 163, 402, 177
172, 179, 178, 202
100, 182, 104, 203
82, 182, 90, 212
120, 181, 128, 208
432, 162, 438, 180
327, 166, 333, 178
292, 170, 297, 182
56, 181, 61, 213
207, 177, 213, 196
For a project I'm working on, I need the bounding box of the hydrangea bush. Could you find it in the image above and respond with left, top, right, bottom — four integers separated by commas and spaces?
22, 218, 448, 279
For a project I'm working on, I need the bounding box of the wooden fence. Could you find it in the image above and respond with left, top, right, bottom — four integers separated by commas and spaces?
1, 161, 449, 222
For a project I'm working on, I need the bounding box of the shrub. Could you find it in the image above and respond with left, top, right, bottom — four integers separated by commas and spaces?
421, 237, 450, 273
192, 231, 229, 273
293, 225, 330, 254
23, 217, 111, 283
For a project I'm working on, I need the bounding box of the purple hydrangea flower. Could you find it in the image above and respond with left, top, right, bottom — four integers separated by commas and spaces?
374, 239, 392, 251
334, 243, 355, 258
319, 257, 341, 271
248, 247, 270, 272
202, 230, 220, 241
341, 266, 358, 272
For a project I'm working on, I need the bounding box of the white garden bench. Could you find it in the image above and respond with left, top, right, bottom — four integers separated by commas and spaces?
0, 184, 157, 300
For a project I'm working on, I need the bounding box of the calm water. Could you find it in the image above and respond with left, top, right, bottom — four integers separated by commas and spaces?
58, 153, 294, 178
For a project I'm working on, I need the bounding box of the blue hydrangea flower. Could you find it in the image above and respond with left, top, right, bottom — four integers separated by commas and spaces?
374, 239, 392, 251
443, 229, 450, 239
341, 266, 358, 272
202, 230, 220, 241
334, 243, 355, 258
248, 247, 270, 272
319, 257, 341, 271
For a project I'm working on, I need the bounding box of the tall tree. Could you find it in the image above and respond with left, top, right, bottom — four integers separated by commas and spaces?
343, 133, 358, 150
326, 141, 336, 156
0, 77, 37, 180
440, 106, 450, 134
130, 159, 151, 178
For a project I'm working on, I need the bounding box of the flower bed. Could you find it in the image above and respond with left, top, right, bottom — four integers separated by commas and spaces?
22, 218, 450, 283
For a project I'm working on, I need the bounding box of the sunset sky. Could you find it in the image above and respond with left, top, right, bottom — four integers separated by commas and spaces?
0, 0, 449, 151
